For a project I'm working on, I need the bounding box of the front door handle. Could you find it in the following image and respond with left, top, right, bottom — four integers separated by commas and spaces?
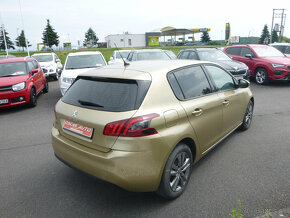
223, 100, 230, 106
192, 108, 203, 116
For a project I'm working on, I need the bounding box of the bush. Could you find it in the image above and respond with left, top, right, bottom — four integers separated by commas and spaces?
206, 41, 223, 45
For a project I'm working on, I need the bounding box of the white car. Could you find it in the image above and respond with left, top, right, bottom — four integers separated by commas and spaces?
269, 43, 290, 57
108, 50, 131, 65
60, 51, 107, 96
32, 53, 62, 80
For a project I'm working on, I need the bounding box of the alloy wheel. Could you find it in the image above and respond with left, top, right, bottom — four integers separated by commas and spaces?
169, 152, 191, 192
244, 101, 253, 127
256, 71, 265, 84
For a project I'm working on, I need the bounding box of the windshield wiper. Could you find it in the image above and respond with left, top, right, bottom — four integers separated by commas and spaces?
78, 100, 104, 108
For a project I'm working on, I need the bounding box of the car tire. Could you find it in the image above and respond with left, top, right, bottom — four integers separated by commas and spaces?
239, 100, 254, 131
157, 143, 193, 200
255, 68, 269, 85
54, 73, 59, 81
28, 87, 37, 107
43, 79, 49, 93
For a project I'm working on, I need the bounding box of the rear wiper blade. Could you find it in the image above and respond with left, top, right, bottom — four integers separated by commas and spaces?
78, 100, 104, 108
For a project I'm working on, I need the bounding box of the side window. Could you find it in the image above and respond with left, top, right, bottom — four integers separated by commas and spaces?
27, 61, 35, 72
32, 60, 39, 69
167, 73, 184, 99
127, 52, 133, 61
205, 65, 235, 91
54, 55, 58, 62
188, 51, 198, 60
225, 47, 241, 56
178, 51, 190, 59
285, 46, 290, 54
173, 66, 212, 99
240, 48, 256, 58
132, 53, 137, 61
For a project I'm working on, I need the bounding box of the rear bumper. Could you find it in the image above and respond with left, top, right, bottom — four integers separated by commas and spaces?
51, 126, 163, 192
0, 88, 30, 108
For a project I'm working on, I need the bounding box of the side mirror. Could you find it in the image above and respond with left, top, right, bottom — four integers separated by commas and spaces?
110, 57, 113, 61
239, 79, 249, 88
245, 54, 252, 59
56, 59, 60, 63
31, 69, 38, 75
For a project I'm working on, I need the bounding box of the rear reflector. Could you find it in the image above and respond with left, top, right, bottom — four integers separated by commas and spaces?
103, 113, 159, 137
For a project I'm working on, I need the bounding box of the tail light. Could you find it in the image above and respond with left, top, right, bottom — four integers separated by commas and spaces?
103, 113, 159, 137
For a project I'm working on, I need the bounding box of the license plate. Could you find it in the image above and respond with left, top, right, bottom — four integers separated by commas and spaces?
0, 99, 8, 105
63, 120, 94, 139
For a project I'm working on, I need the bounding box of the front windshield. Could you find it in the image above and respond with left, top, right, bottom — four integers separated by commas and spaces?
33, 55, 53, 62
65, 54, 106, 69
198, 50, 232, 61
116, 51, 130, 59
252, 46, 284, 57
0, 62, 27, 77
137, 52, 171, 61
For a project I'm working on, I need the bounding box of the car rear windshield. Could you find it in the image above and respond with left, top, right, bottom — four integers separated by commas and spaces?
0, 62, 27, 77
32, 55, 53, 62
65, 55, 106, 69
116, 51, 130, 59
137, 52, 171, 61
198, 50, 232, 61
61, 76, 151, 112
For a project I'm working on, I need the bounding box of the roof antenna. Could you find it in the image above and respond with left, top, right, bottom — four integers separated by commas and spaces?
114, 43, 130, 66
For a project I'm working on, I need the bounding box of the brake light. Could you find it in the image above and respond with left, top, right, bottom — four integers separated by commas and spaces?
103, 113, 159, 137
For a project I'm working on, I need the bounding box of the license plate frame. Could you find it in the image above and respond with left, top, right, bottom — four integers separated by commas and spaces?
0, 99, 9, 105
63, 120, 94, 139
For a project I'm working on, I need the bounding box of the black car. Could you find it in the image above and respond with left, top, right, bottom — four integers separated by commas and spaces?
177, 48, 249, 80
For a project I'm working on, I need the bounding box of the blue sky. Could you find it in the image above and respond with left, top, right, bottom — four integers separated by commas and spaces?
0, 0, 289, 50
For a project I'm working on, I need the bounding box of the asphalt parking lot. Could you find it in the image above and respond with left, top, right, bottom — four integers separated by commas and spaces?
0, 80, 289, 217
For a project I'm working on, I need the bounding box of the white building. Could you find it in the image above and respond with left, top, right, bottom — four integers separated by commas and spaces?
105, 33, 146, 48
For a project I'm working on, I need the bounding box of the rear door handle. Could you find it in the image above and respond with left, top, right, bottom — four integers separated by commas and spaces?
223, 100, 230, 106
192, 108, 203, 116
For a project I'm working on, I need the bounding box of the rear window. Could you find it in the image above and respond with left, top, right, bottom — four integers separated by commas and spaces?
62, 77, 151, 112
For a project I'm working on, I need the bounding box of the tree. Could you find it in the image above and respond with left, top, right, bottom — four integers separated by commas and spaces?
42, 19, 59, 48
15, 30, 31, 51
0, 26, 15, 50
282, 36, 290, 43
83, 28, 99, 47
201, 31, 210, 43
271, 31, 279, 43
259, 24, 270, 44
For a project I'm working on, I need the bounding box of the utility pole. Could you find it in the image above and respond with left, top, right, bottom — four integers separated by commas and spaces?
18, 0, 30, 56
0, 11, 8, 55
270, 9, 286, 43
1, 24, 8, 56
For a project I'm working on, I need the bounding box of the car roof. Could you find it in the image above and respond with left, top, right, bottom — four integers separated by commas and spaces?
269, 43, 290, 46
132, 49, 163, 53
67, 51, 103, 56
32, 53, 55, 56
80, 60, 213, 81
181, 48, 220, 51
0, 56, 33, 63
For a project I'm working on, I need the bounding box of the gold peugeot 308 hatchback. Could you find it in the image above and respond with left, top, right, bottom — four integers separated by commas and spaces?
52, 60, 254, 199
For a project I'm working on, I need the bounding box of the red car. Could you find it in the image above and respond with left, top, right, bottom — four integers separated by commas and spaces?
224, 44, 290, 85
0, 57, 48, 108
